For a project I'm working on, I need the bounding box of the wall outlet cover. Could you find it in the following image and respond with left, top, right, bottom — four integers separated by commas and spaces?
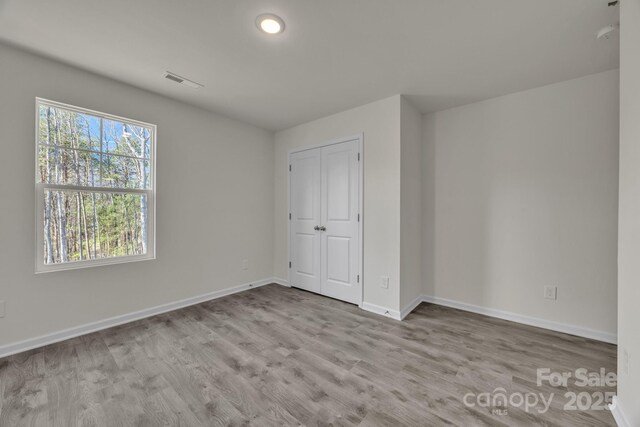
544, 286, 557, 300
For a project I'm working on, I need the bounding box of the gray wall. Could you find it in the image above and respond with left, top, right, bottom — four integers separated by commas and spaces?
0, 43, 275, 346
617, 0, 640, 423
400, 97, 423, 309
422, 69, 619, 337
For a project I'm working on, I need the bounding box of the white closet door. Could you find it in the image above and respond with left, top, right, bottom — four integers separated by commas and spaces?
290, 148, 322, 294
320, 140, 360, 304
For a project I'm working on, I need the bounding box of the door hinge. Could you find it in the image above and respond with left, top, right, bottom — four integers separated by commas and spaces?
289, 261, 292, 269
289, 164, 292, 171
357, 213, 360, 222
357, 275, 360, 283
289, 213, 291, 220
357, 153, 360, 161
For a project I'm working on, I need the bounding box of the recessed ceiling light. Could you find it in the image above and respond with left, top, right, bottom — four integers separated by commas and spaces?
256, 14, 285, 35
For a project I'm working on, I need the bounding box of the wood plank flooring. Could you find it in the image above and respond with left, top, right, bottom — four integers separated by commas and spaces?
0, 284, 617, 426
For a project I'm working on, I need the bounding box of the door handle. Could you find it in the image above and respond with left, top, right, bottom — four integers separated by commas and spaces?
314, 225, 320, 231
319, 226, 326, 232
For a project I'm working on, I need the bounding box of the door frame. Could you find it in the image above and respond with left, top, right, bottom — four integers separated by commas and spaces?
287, 134, 364, 306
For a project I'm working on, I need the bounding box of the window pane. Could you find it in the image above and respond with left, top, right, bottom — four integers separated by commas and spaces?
38, 146, 100, 186
102, 155, 150, 189
38, 105, 100, 151
36, 100, 155, 269
43, 190, 147, 264
103, 119, 150, 158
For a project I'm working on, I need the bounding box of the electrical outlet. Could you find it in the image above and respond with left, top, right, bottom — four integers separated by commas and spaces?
380, 276, 389, 289
242, 259, 249, 270
544, 286, 557, 300
623, 348, 630, 375
0, 300, 5, 318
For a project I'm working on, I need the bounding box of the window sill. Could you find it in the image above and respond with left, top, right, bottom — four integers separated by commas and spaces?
35, 253, 156, 274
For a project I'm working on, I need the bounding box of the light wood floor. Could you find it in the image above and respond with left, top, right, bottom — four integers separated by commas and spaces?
0, 284, 616, 426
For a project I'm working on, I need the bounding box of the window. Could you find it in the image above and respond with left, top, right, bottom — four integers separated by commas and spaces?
35, 99, 155, 272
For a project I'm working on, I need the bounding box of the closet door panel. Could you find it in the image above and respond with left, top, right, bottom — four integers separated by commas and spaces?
289, 148, 322, 293
320, 139, 360, 304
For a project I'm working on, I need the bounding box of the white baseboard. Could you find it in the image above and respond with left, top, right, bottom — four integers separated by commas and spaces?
421, 295, 617, 344
610, 396, 631, 427
2, 281, 616, 359
360, 301, 402, 320
400, 294, 424, 320
0, 277, 277, 359
271, 277, 291, 287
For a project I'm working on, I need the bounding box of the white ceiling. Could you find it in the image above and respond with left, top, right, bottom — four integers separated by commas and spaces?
0, 0, 619, 131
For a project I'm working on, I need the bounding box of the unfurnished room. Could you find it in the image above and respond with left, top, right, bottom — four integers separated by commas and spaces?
0, 1, 639, 426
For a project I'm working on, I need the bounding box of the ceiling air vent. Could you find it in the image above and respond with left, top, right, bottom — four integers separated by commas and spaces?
163, 71, 203, 89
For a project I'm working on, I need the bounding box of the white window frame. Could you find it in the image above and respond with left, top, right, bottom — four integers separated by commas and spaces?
34, 98, 156, 273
